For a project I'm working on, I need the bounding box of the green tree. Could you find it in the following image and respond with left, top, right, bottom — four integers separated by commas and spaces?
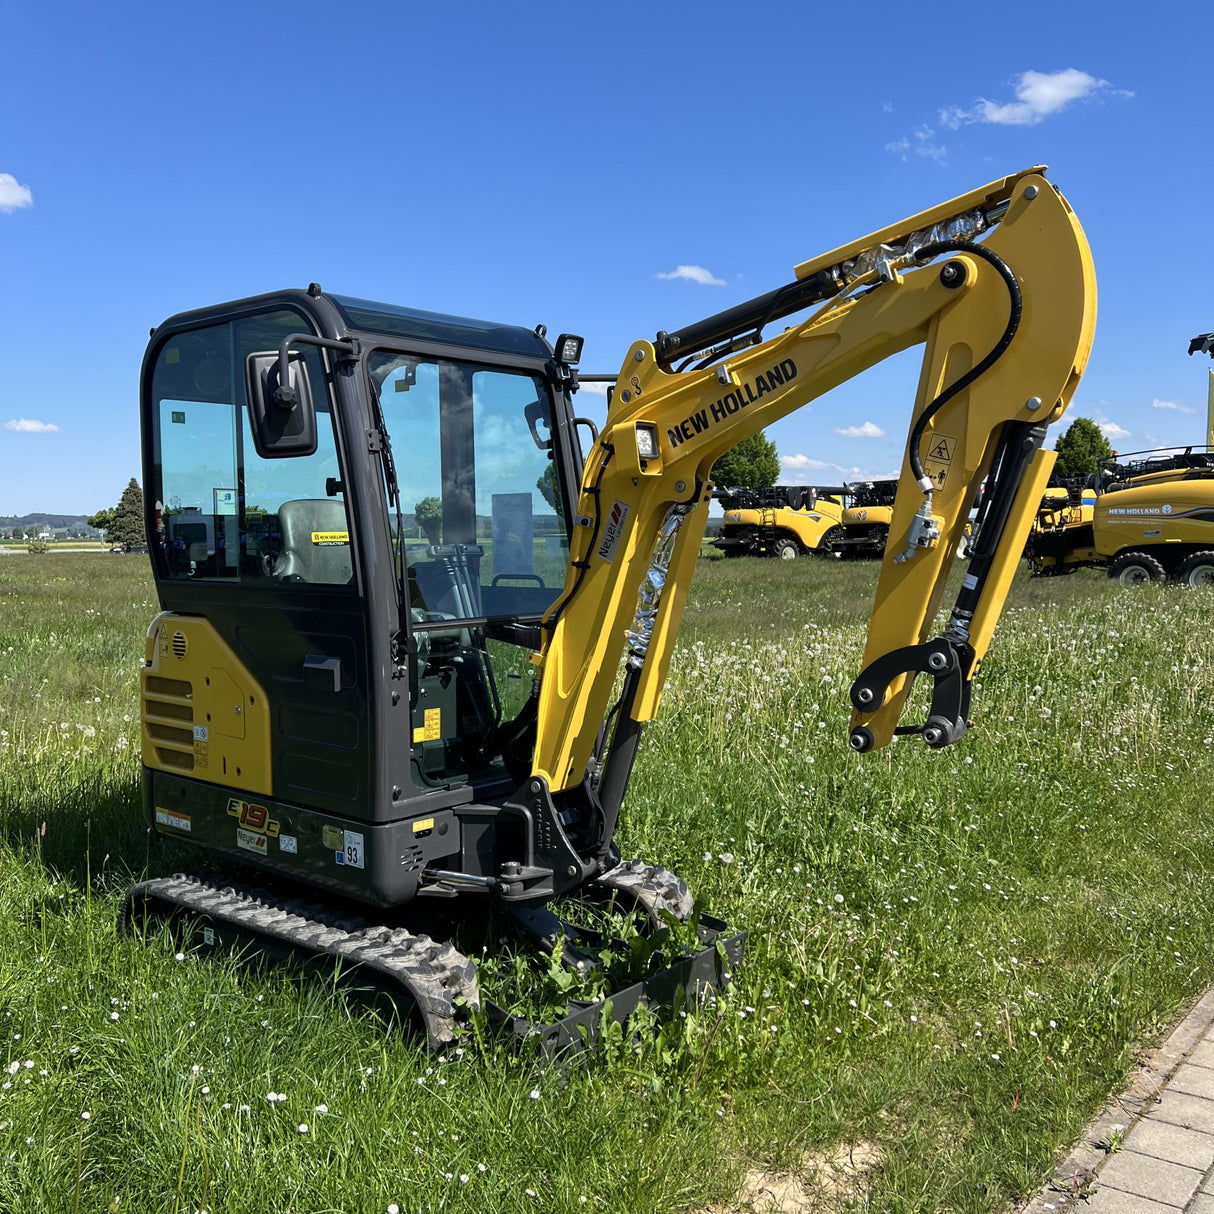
536, 463, 559, 510
710, 430, 780, 490
1053, 417, 1114, 479
87, 507, 116, 541
414, 495, 442, 543
110, 478, 146, 550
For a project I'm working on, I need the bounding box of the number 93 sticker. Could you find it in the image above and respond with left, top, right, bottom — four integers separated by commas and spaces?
335, 830, 365, 869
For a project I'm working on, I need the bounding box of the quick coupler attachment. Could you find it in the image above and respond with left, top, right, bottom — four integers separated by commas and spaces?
848, 636, 974, 752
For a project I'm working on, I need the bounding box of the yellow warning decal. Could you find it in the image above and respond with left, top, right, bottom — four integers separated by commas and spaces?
311, 531, 350, 546
412, 707, 442, 743
412, 818, 435, 834
920, 433, 958, 489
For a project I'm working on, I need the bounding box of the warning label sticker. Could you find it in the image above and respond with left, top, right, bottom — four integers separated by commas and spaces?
920, 433, 957, 489
412, 707, 442, 744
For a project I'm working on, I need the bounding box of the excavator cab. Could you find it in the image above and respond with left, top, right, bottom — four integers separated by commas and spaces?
140, 290, 584, 906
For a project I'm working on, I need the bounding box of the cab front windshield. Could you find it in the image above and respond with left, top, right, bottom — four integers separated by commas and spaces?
369, 350, 571, 624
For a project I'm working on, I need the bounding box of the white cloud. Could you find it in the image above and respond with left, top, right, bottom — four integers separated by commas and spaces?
1152, 398, 1196, 414
780, 454, 861, 478
1100, 421, 1132, 441
782, 454, 836, 472
940, 69, 1119, 130
0, 174, 33, 213
885, 126, 947, 164
656, 265, 725, 286
832, 421, 886, 438
4, 418, 58, 433
576, 380, 610, 396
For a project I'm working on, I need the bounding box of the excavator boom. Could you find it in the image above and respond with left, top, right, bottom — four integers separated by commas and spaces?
533, 168, 1095, 818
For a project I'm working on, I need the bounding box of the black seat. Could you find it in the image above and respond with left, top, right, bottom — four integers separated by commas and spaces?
273, 499, 352, 584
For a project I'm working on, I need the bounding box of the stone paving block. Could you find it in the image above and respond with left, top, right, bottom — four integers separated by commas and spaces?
1080, 1186, 1180, 1213
1166, 1063, 1214, 1101
1189, 1037, 1214, 1071
1146, 1088, 1214, 1135
1115, 1116, 1214, 1170
1188, 1192, 1214, 1213
1090, 1149, 1202, 1206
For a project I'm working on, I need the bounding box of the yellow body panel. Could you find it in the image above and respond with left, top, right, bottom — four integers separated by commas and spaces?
841, 504, 893, 527
141, 613, 272, 795
1094, 481, 1214, 558
531, 168, 1095, 787
723, 498, 844, 550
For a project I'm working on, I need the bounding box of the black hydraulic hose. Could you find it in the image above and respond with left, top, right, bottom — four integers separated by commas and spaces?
906, 241, 1023, 487
541, 443, 613, 638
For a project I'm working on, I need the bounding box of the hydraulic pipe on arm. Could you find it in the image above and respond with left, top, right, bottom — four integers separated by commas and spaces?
520, 168, 1094, 883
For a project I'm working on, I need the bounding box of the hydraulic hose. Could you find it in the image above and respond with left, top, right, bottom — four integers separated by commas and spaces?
906, 241, 1023, 490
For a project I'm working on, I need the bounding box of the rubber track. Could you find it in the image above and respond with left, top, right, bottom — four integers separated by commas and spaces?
595, 860, 695, 926
122, 874, 479, 1049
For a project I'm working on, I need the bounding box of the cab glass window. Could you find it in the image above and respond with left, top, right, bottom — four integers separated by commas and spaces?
149, 311, 353, 586
370, 351, 569, 622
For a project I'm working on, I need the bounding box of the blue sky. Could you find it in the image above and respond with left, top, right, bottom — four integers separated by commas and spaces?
1, 0, 1209, 515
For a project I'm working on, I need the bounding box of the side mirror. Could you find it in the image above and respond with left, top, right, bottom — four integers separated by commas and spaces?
246, 349, 318, 458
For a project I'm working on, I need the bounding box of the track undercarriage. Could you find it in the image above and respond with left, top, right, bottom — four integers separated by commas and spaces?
120, 861, 744, 1055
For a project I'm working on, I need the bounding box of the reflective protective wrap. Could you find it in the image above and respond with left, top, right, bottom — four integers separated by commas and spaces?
840, 208, 988, 283
625, 506, 687, 668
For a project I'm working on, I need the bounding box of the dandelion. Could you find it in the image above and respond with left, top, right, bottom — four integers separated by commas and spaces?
298, 1123, 308, 1134
388, 1205, 401, 1214
529, 1088, 541, 1099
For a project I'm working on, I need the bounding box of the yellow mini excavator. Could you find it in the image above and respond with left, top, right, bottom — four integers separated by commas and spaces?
124, 167, 1095, 1049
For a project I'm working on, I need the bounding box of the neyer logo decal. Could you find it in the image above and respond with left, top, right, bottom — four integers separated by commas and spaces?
597, 500, 631, 563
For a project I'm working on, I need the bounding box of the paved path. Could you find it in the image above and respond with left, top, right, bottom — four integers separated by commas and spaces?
1021, 989, 1214, 1212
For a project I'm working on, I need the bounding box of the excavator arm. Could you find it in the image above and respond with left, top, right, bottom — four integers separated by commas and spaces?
514, 167, 1094, 887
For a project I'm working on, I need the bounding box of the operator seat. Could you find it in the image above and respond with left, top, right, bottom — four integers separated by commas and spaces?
273, 499, 352, 584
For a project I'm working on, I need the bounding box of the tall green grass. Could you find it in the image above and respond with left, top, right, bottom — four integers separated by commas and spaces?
3, 551, 1214, 1212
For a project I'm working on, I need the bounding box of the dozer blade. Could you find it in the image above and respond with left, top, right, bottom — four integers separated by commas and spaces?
494, 860, 745, 1056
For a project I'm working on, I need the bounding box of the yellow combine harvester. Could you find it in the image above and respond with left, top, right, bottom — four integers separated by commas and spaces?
1027, 336, 1214, 586
714, 481, 898, 560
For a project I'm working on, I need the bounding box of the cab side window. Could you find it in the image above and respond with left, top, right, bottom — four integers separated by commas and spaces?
150, 311, 353, 586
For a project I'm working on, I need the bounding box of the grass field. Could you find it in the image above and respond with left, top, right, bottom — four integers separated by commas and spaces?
3, 550, 1214, 1212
